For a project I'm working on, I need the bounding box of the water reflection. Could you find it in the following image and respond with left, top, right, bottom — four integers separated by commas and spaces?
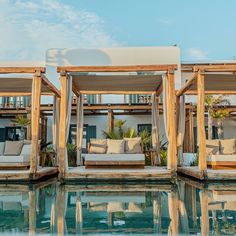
0, 179, 236, 235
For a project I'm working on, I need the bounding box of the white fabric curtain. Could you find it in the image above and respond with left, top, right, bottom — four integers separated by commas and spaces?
151, 93, 160, 165
76, 95, 84, 166
52, 96, 60, 154
162, 74, 170, 168
177, 95, 186, 166
65, 75, 72, 170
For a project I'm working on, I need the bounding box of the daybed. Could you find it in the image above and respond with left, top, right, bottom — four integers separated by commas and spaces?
0, 140, 31, 169
84, 138, 145, 169
206, 139, 236, 170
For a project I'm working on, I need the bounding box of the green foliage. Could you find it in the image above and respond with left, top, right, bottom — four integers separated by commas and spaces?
138, 129, 151, 149
210, 109, 230, 121
160, 149, 167, 166
103, 119, 137, 139
67, 143, 77, 166
11, 115, 31, 127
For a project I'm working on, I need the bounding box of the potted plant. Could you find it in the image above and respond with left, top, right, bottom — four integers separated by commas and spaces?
11, 115, 31, 140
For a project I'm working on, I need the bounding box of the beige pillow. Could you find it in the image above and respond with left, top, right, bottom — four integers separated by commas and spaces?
0, 142, 5, 155
124, 137, 142, 153
107, 139, 125, 154
89, 139, 107, 154
220, 139, 236, 155
206, 140, 220, 156
4, 140, 24, 156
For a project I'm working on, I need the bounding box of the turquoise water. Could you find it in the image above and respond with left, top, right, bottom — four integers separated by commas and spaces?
0, 179, 236, 235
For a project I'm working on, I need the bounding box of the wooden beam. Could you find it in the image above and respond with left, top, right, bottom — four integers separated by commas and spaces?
98, 94, 102, 104
72, 80, 80, 97
156, 83, 163, 97
57, 64, 178, 73
80, 91, 154, 95
41, 75, 61, 98
0, 67, 45, 74
30, 74, 41, 175
108, 109, 114, 132
188, 109, 195, 153
58, 74, 68, 177
186, 90, 236, 95
197, 70, 207, 177
0, 92, 32, 96
176, 73, 197, 97
167, 71, 177, 171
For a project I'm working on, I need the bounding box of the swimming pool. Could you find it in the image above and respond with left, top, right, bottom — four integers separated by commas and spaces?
0, 178, 235, 235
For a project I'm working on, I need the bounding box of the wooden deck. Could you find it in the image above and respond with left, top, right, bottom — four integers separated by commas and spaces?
178, 166, 236, 181
0, 167, 58, 182
63, 166, 174, 182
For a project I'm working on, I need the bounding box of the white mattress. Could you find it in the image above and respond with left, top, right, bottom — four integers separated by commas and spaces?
85, 154, 145, 162
207, 155, 236, 162
0, 155, 29, 163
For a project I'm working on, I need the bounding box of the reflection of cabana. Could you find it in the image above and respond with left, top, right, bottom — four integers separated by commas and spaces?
0, 67, 59, 181
177, 63, 236, 180
57, 64, 178, 181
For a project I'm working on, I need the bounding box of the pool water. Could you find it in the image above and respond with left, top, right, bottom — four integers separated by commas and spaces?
0, 179, 236, 235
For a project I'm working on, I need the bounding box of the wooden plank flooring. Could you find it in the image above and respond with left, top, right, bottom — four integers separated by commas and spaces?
64, 166, 173, 182
0, 167, 58, 182
178, 166, 236, 181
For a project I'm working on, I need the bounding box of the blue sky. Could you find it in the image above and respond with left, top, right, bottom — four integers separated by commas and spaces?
1, 0, 236, 61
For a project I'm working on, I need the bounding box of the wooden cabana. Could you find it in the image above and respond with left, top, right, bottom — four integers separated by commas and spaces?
0, 67, 60, 181
177, 63, 236, 180
57, 64, 178, 182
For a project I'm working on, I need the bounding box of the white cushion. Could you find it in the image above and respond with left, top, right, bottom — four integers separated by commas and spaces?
20, 144, 32, 159
206, 140, 220, 156
0, 142, 5, 155
0, 155, 29, 163
89, 139, 107, 154
220, 139, 236, 155
124, 137, 142, 154
4, 140, 24, 156
207, 155, 236, 162
85, 154, 145, 162
107, 139, 125, 154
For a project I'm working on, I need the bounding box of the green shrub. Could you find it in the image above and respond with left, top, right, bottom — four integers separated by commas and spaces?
67, 144, 77, 166
160, 149, 167, 166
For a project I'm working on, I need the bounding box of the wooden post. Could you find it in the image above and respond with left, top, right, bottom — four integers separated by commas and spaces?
176, 96, 180, 166
168, 191, 179, 235
27, 112, 31, 140
58, 73, 68, 177
197, 70, 207, 177
200, 190, 209, 236
98, 94, 102, 104
188, 108, 194, 153
108, 109, 114, 132
29, 190, 36, 236
30, 72, 41, 175
167, 71, 177, 171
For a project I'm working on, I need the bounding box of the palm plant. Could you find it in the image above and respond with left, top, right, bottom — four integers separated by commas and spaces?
205, 95, 230, 139
11, 115, 30, 140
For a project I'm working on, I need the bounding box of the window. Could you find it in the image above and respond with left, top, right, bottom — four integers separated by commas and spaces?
138, 124, 152, 135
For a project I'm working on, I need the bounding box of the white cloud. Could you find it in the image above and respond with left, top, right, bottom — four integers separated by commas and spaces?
158, 18, 174, 26
0, 0, 118, 61
185, 48, 208, 60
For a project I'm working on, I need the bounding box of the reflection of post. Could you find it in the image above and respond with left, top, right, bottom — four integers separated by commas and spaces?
191, 187, 197, 230
76, 194, 83, 234
57, 186, 65, 236
108, 212, 113, 227
153, 193, 162, 234
168, 191, 179, 236
29, 190, 36, 236
200, 190, 209, 236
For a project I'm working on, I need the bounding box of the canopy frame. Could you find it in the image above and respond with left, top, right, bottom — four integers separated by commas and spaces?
177, 63, 236, 178
0, 67, 61, 178
58, 64, 178, 177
